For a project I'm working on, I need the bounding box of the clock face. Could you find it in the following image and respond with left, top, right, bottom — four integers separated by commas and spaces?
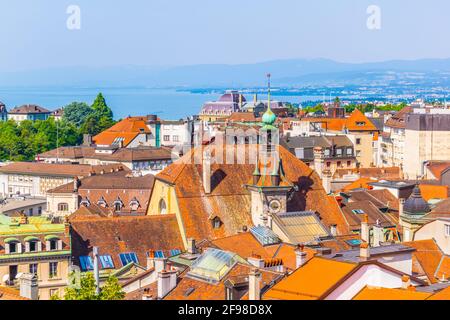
268, 199, 282, 213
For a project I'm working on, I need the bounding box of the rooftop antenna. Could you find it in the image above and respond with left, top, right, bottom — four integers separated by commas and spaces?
267, 73, 271, 109
56, 119, 59, 163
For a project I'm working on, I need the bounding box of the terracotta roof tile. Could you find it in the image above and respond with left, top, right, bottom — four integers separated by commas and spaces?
156, 144, 349, 241
70, 215, 184, 268
93, 117, 150, 147
403, 239, 445, 283
353, 286, 432, 300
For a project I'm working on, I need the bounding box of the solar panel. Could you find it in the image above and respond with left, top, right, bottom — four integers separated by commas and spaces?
170, 249, 181, 257
99, 255, 115, 269
119, 252, 139, 266
79, 256, 94, 271
154, 250, 165, 258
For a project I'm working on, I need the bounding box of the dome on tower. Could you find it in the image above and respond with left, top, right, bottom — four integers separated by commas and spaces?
403, 185, 430, 215
262, 107, 276, 126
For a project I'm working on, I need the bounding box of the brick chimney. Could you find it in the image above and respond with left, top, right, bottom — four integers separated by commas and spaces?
146, 250, 155, 270
202, 149, 211, 194
187, 238, 196, 254
248, 268, 262, 301
73, 176, 80, 192
322, 169, 332, 194
313, 147, 325, 179
360, 214, 370, 243
247, 254, 265, 269
372, 222, 384, 247
360, 242, 370, 260
157, 270, 177, 299
154, 257, 167, 274
295, 245, 307, 269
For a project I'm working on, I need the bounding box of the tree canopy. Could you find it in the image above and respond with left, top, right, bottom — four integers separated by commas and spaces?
0, 93, 116, 161
61, 272, 125, 300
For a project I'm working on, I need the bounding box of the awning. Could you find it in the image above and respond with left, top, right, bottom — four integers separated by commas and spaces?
4, 237, 19, 243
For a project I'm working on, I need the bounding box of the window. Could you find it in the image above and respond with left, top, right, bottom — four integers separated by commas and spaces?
337, 161, 342, 167
163, 135, 170, 142
352, 209, 365, 214
347, 161, 352, 167
356, 138, 361, 145
79, 256, 94, 271
324, 149, 331, 156
119, 252, 139, 266
356, 150, 361, 157
326, 162, 331, 167
445, 224, 450, 237
57, 203, 69, 212
347, 148, 353, 155
173, 135, 179, 142
49, 262, 58, 278
159, 199, 167, 215
99, 255, 115, 269
49, 240, 58, 251
38, 207, 42, 215
356, 121, 366, 126
29, 241, 38, 252
212, 217, 222, 229
28, 208, 33, 215
29, 263, 38, 274
9, 242, 18, 254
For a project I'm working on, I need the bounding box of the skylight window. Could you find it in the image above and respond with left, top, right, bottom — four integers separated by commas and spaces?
352, 209, 365, 214
119, 252, 139, 266
79, 256, 94, 271
99, 255, 115, 269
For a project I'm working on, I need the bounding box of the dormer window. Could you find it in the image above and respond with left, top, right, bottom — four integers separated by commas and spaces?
129, 198, 140, 212
356, 121, 366, 126
210, 216, 222, 229
24, 236, 41, 252
45, 235, 62, 251
97, 197, 107, 208
113, 197, 124, 212
5, 238, 21, 254
80, 197, 91, 207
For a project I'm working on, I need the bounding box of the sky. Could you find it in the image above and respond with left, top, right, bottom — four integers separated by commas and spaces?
1, 0, 450, 71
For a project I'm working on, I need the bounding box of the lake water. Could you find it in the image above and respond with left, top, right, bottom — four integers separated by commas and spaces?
0, 87, 322, 120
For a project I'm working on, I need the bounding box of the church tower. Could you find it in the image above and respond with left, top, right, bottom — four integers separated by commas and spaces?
245, 74, 296, 228
400, 185, 431, 241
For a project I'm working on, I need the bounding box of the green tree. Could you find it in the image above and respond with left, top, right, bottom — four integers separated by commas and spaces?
91, 93, 113, 120
62, 102, 93, 127
63, 272, 124, 300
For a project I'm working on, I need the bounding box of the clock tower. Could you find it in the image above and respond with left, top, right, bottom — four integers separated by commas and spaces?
245, 74, 296, 228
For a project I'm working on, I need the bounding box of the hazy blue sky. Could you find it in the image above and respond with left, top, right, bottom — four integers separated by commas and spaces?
1, 0, 450, 71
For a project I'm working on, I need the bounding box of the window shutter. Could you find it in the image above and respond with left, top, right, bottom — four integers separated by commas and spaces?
25, 242, 30, 252
38, 241, 42, 252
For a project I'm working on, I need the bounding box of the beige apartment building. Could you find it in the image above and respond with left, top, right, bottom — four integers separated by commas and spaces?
403, 113, 450, 180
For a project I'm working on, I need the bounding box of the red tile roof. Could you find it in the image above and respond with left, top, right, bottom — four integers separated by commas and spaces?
70, 215, 184, 269
93, 117, 150, 147
156, 144, 349, 241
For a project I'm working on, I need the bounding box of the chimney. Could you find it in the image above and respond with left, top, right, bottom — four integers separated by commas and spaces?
247, 254, 265, 269
248, 268, 262, 301
157, 270, 177, 299
83, 134, 93, 146
322, 170, 332, 194
147, 251, 155, 270
142, 288, 154, 300
330, 224, 337, 237
187, 238, 196, 254
19, 273, 38, 300
360, 214, 370, 243
313, 147, 324, 179
360, 242, 370, 260
202, 149, 211, 194
295, 245, 307, 269
402, 275, 411, 290
372, 223, 384, 247
154, 258, 167, 273
73, 176, 80, 192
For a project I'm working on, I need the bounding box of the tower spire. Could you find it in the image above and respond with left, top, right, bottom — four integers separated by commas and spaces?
267, 73, 272, 113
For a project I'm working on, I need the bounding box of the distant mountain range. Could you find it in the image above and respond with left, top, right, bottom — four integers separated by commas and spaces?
2, 58, 450, 88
